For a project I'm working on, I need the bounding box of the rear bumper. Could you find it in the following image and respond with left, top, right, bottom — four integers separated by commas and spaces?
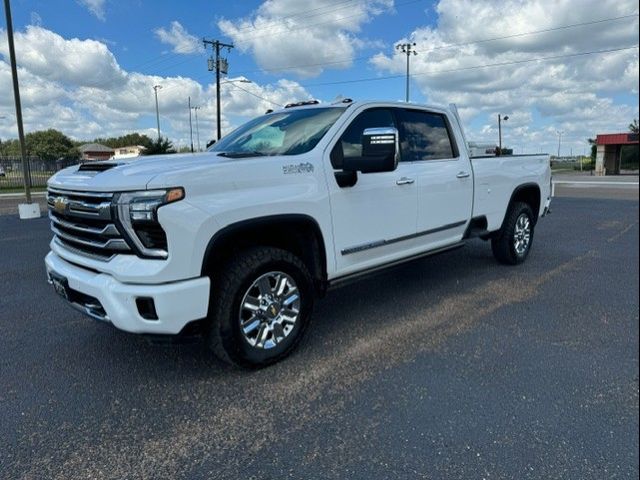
45, 252, 210, 335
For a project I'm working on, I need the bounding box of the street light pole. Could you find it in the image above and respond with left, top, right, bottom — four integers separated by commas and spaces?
193, 106, 201, 152
556, 130, 564, 158
188, 96, 194, 153
3, 0, 32, 205
498, 114, 509, 155
153, 84, 162, 140
396, 42, 417, 102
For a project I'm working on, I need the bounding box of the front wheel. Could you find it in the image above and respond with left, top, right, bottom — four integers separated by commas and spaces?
491, 202, 535, 265
208, 247, 314, 368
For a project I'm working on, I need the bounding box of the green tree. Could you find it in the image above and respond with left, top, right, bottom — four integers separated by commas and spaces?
629, 119, 639, 134
588, 137, 597, 162
143, 136, 175, 155
24, 129, 77, 160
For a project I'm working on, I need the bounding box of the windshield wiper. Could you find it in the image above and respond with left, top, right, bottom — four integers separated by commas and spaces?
217, 151, 267, 158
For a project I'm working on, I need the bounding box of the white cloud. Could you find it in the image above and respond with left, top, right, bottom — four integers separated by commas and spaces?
0, 25, 311, 147
77, 0, 106, 21
370, 0, 640, 154
154, 21, 202, 55
0, 26, 126, 88
219, 0, 394, 77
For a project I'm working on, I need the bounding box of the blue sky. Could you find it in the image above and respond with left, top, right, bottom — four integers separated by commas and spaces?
1, 0, 638, 154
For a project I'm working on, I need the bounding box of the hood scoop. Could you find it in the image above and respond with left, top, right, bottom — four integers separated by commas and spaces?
77, 162, 121, 173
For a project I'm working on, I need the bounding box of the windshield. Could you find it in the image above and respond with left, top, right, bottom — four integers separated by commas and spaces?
208, 107, 345, 157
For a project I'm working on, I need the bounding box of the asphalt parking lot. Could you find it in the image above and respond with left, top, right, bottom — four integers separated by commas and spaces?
1, 188, 638, 479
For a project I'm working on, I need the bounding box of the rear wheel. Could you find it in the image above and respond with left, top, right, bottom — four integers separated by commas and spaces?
208, 246, 314, 367
491, 202, 535, 265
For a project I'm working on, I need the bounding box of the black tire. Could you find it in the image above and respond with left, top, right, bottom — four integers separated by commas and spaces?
491, 201, 535, 265
208, 246, 314, 368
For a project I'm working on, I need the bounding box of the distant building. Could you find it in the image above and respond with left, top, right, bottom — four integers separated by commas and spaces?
111, 145, 147, 160
595, 133, 639, 175
78, 143, 114, 162
468, 142, 497, 157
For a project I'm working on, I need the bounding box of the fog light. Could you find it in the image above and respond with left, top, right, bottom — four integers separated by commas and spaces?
136, 297, 158, 320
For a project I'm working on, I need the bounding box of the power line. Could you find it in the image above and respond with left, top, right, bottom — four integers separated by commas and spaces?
228, 83, 284, 107
228, 12, 638, 76
299, 45, 640, 88
233, 0, 423, 43
124, 12, 638, 84
421, 13, 639, 53
231, 0, 365, 34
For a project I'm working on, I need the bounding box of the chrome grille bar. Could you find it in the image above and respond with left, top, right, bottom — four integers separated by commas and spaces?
51, 225, 130, 251
47, 188, 132, 260
47, 187, 113, 198
49, 213, 120, 237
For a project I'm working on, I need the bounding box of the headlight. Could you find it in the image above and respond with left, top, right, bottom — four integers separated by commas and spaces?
114, 188, 184, 259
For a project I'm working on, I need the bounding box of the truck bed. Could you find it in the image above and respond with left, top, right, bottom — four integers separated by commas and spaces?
470, 154, 551, 231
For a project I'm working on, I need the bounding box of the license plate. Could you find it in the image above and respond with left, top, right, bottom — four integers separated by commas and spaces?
49, 271, 70, 300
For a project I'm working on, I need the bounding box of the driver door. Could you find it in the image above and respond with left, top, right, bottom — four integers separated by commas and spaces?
325, 107, 418, 277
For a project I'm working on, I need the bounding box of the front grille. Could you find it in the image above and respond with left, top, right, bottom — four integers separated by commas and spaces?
47, 187, 131, 261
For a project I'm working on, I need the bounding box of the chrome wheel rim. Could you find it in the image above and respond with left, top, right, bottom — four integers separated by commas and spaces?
513, 213, 532, 255
239, 271, 300, 349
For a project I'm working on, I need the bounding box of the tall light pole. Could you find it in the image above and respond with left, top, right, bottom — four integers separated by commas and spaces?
3, 0, 33, 208
192, 106, 201, 152
188, 96, 194, 152
556, 130, 564, 158
498, 114, 509, 155
396, 42, 417, 102
153, 84, 162, 140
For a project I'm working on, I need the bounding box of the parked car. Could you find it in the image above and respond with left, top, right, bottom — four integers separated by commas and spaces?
0, 166, 5, 177
45, 100, 552, 367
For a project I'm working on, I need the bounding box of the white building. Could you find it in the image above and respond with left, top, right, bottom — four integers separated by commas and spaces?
111, 145, 147, 160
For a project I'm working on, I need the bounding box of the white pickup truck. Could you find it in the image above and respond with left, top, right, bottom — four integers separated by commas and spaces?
45, 100, 551, 367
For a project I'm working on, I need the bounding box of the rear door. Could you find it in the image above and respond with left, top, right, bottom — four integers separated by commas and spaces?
394, 108, 473, 249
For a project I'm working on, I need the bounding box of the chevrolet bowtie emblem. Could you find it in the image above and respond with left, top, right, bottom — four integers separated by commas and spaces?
54, 196, 68, 214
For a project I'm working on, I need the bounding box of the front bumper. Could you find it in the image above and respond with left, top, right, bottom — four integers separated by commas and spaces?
45, 252, 210, 335
542, 196, 552, 217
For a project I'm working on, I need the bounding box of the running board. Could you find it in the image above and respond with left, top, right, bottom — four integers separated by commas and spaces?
328, 242, 466, 290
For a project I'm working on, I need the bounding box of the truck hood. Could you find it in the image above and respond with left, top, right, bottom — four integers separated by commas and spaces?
47, 153, 235, 192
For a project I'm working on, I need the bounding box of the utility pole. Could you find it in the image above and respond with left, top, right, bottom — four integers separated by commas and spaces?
3, 0, 32, 206
556, 130, 564, 158
203, 38, 234, 141
396, 42, 417, 102
498, 114, 509, 155
188, 96, 194, 153
153, 84, 162, 140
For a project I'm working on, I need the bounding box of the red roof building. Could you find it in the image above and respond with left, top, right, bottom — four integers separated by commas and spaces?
596, 133, 639, 146
594, 133, 639, 175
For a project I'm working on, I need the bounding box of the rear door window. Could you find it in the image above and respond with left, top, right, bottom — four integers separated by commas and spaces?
396, 109, 457, 162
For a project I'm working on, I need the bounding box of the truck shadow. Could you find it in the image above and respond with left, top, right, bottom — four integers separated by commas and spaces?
92, 239, 500, 378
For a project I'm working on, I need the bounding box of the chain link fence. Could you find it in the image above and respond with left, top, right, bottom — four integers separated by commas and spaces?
0, 156, 78, 190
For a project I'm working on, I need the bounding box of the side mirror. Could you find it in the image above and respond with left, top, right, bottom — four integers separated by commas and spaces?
342, 127, 399, 173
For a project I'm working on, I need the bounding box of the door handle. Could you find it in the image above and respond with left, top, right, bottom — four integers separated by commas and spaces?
396, 177, 415, 185
456, 171, 470, 179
